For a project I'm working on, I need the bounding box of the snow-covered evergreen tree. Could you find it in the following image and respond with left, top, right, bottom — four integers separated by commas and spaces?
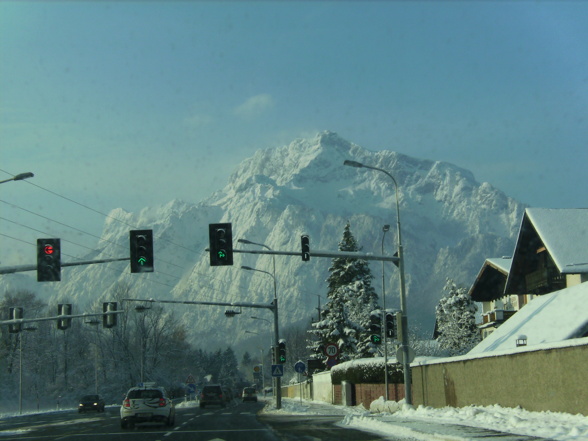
309, 222, 381, 363
435, 279, 481, 355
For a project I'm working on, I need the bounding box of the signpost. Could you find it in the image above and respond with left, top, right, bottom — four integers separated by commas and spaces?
294, 360, 306, 403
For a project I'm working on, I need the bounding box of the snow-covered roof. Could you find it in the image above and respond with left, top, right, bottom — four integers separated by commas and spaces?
468, 281, 588, 355
469, 257, 512, 301
525, 208, 588, 274
486, 257, 512, 274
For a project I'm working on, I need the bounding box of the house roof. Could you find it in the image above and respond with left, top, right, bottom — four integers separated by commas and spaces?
525, 208, 588, 273
505, 208, 588, 294
468, 281, 588, 355
469, 257, 512, 302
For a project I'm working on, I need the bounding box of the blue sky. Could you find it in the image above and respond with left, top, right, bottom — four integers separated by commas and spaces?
1, 1, 587, 265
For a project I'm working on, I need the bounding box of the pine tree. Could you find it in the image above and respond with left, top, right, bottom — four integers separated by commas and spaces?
435, 279, 481, 355
309, 222, 381, 363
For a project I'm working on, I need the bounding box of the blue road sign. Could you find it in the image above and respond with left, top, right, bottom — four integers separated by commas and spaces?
294, 360, 306, 374
187, 383, 196, 394
271, 364, 284, 377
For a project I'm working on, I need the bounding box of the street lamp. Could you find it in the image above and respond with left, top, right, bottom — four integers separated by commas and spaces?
381, 224, 391, 401
239, 238, 282, 409
135, 304, 152, 384
0, 172, 34, 185
85, 318, 102, 394
343, 159, 413, 405
19, 326, 37, 414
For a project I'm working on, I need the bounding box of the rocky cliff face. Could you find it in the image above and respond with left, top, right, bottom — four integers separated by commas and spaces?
2, 131, 525, 351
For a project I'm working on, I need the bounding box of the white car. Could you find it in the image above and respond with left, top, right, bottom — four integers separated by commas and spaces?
120, 385, 175, 429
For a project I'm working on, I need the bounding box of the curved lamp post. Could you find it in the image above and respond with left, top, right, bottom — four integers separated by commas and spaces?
0, 172, 34, 185
343, 159, 412, 405
381, 224, 390, 400
239, 239, 282, 409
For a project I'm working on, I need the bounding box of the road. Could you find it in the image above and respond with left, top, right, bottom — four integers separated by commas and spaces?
0, 400, 400, 441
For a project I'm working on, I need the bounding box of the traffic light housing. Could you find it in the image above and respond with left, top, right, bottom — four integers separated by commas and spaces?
301, 235, 310, 261
37, 238, 61, 282
57, 304, 72, 330
8, 307, 23, 333
369, 310, 382, 345
385, 312, 397, 339
130, 230, 154, 273
103, 302, 118, 328
208, 223, 233, 266
278, 340, 286, 364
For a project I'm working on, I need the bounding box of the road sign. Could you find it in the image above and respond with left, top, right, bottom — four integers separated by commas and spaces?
294, 360, 306, 374
187, 383, 196, 394
271, 364, 284, 377
324, 343, 339, 358
185, 374, 196, 384
326, 358, 338, 368
396, 346, 416, 364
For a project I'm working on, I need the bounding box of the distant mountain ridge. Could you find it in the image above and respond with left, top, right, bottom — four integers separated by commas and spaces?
1, 131, 525, 353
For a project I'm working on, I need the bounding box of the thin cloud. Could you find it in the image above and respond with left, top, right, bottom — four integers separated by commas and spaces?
233, 94, 275, 119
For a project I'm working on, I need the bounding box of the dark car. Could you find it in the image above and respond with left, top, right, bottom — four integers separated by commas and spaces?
78, 394, 105, 413
199, 384, 225, 408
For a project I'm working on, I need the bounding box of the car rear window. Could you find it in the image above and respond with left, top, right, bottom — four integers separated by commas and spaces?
82, 395, 99, 401
128, 389, 163, 399
202, 386, 222, 394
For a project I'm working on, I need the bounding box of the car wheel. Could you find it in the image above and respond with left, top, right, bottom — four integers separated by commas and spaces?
166, 414, 175, 427
120, 419, 127, 429
199, 403, 205, 408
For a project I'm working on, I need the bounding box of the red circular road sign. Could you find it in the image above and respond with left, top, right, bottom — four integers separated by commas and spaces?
324, 343, 339, 358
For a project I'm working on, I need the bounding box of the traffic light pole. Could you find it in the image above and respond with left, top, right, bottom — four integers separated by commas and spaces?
0, 257, 130, 275
0, 310, 124, 328
121, 297, 283, 409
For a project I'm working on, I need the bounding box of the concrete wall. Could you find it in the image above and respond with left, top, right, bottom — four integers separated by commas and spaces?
311, 371, 334, 404
412, 341, 588, 415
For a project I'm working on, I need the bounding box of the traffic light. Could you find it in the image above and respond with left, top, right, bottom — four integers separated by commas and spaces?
300, 235, 310, 261
208, 223, 233, 266
37, 238, 61, 282
103, 302, 118, 328
385, 312, 396, 339
369, 310, 382, 345
8, 307, 23, 333
130, 230, 154, 273
278, 340, 286, 364
57, 304, 72, 330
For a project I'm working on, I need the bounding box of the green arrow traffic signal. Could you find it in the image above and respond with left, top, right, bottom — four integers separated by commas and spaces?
370, 334, 382, 344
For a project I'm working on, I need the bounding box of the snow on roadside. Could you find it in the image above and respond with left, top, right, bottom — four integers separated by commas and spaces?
263, 397, 588, 441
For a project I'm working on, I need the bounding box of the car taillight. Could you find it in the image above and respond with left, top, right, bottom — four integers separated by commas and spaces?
159, 398, 166, 407
123, 398, 130, 408
219, 394, 223, 399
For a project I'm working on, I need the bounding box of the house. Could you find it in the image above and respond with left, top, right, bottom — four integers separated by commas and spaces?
470, 208, 588, 339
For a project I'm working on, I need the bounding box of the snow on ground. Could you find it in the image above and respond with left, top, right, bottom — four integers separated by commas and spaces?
3, 397, 587, 440
260, 397, 588, 441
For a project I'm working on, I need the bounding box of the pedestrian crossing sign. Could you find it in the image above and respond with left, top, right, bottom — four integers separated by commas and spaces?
271, 364, 284, 377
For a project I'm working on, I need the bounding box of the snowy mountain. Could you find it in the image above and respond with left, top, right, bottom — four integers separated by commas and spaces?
1, 132, 525, 354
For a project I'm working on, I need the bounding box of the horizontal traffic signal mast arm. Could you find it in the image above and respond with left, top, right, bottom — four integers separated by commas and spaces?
230, 248, 400, 263
122, 297, 277, 311
0, 310, 124, 327
0, 257, 130, 275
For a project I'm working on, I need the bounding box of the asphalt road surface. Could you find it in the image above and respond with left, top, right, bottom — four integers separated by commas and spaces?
0, 400, 402, 441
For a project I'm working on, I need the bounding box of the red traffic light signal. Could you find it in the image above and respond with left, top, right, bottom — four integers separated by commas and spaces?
37, 238, 61, 282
